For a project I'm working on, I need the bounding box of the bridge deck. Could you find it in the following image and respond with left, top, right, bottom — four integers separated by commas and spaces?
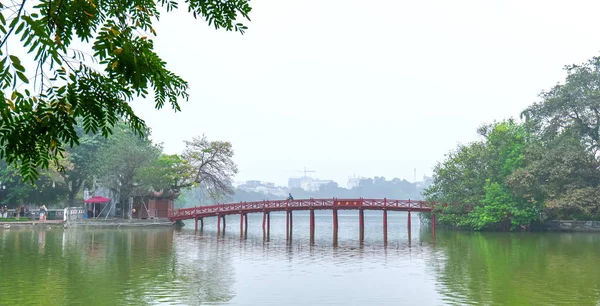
170, 198, 435, 221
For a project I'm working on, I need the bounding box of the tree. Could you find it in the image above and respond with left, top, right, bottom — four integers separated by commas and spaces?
96, 123, 161, 216
0, 0, 252, 182
0, 159, 67, 207
424, 141, 489, 228
181, 135, 238, 200
506, 129, 600, 220
522, 55, 600, 154
135, 153, 193, 192
54, 125, 105, 207
425, 120, 538, 230
516, 54, 600, 220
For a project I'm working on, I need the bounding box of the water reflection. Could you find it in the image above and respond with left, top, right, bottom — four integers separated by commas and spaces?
426, 231, 600, 305
3, 216, 600, 305
0, 228, 236, 305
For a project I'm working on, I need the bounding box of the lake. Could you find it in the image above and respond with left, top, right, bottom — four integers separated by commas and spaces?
1, 211, 599, 305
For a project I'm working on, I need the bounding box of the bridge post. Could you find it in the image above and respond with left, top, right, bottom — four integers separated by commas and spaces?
239, 213, 244, 239
289, 210, 293, 240
222, 215, 226, 234
217, 214, 221, 236
359, 209, 364, 243
262, 211, 266, 234
244, 214, 248, 239
333, 209, 338, 247
286, 209, 290, 241
194, 216, 198, 232
200, 218, 203, 231
309, 209, 315, 244
267, 212, 270, 238
383, 210, 387, 245
431, 214, 436, 238
408, 211, 412, 241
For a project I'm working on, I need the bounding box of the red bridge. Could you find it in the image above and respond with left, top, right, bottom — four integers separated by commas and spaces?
170, 198, 439, 244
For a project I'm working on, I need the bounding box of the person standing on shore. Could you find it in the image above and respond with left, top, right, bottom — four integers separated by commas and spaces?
40, 205, 47, 222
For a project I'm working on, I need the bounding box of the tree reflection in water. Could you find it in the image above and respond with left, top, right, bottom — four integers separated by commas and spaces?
422, 230, 600, 305
0, 228, 236, 305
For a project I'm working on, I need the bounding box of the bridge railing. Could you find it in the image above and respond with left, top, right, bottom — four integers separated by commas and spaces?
169, 198, 437, 219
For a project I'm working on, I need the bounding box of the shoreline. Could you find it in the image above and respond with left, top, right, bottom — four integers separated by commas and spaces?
0, 220, 64, 228
3, 219, 599, 232
0, 219, 175, 228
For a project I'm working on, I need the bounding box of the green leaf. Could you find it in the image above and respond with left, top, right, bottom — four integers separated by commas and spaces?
14, 21, 24, 35
16, 71, 28, 83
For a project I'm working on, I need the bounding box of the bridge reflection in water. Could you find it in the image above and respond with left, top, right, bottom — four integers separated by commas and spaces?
170, 198, 439, 245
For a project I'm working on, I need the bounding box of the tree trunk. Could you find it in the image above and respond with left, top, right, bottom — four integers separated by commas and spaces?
68, 192, 76, 208
67, 179, 85, 208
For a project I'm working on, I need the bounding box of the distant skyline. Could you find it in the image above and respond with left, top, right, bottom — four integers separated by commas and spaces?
233, 166, 429, 188
129, 0, 600, 188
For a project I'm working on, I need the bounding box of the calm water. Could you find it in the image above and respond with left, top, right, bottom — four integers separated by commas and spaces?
1, 211, 600, 305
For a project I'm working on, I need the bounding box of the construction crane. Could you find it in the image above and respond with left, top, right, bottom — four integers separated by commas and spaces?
295, 167, 316, 178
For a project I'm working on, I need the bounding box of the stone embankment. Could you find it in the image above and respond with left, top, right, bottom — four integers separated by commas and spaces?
66, 218, 174, 228
0, 220, 63, 228
546, 220, 600, 232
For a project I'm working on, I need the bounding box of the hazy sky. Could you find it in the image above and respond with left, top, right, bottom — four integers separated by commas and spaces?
129, 0, 600, 187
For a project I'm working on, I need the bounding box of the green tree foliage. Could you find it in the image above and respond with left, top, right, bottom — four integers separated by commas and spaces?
96, 123, 162, 215
506, 131, 600, 220
0, 0, 252, 182
522, 56, 600, 151
425, 120, 539, 230
428, 54, 600, 230
0, 119, 239, 210
55, 124, 105, 206
135, 154, 193, 192
0, 159, 67, 206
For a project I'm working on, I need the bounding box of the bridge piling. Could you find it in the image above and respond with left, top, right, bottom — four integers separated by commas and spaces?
431, 214, 436, 238
217, 215, 221, 236
194, 217, 198, 232
222, 215, 226, 234
383, 210, 388, 244
239, 214, 244, 239
267, 212, 270, 238
289, 211, 293, 240
309, 209, 315, 244
200, 218, 204, 231
408, 211, 412, 241
333, 209, 338, 247
285, 210, 289, 240
359, 209, 365, 243
244, 214, 248, 238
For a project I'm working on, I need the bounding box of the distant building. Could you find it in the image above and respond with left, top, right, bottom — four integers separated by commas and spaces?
245, 180, 261, 188
346, 175, 363, 189
288, 178, 302, 189
238, 180, 288, 198
294, 176, 333, 192
415, 175, 433, 189
309, 179, 334, 191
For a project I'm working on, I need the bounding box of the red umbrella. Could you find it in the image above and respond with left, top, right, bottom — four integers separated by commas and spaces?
84, 196, 110, 219
84, 196, 110, 203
